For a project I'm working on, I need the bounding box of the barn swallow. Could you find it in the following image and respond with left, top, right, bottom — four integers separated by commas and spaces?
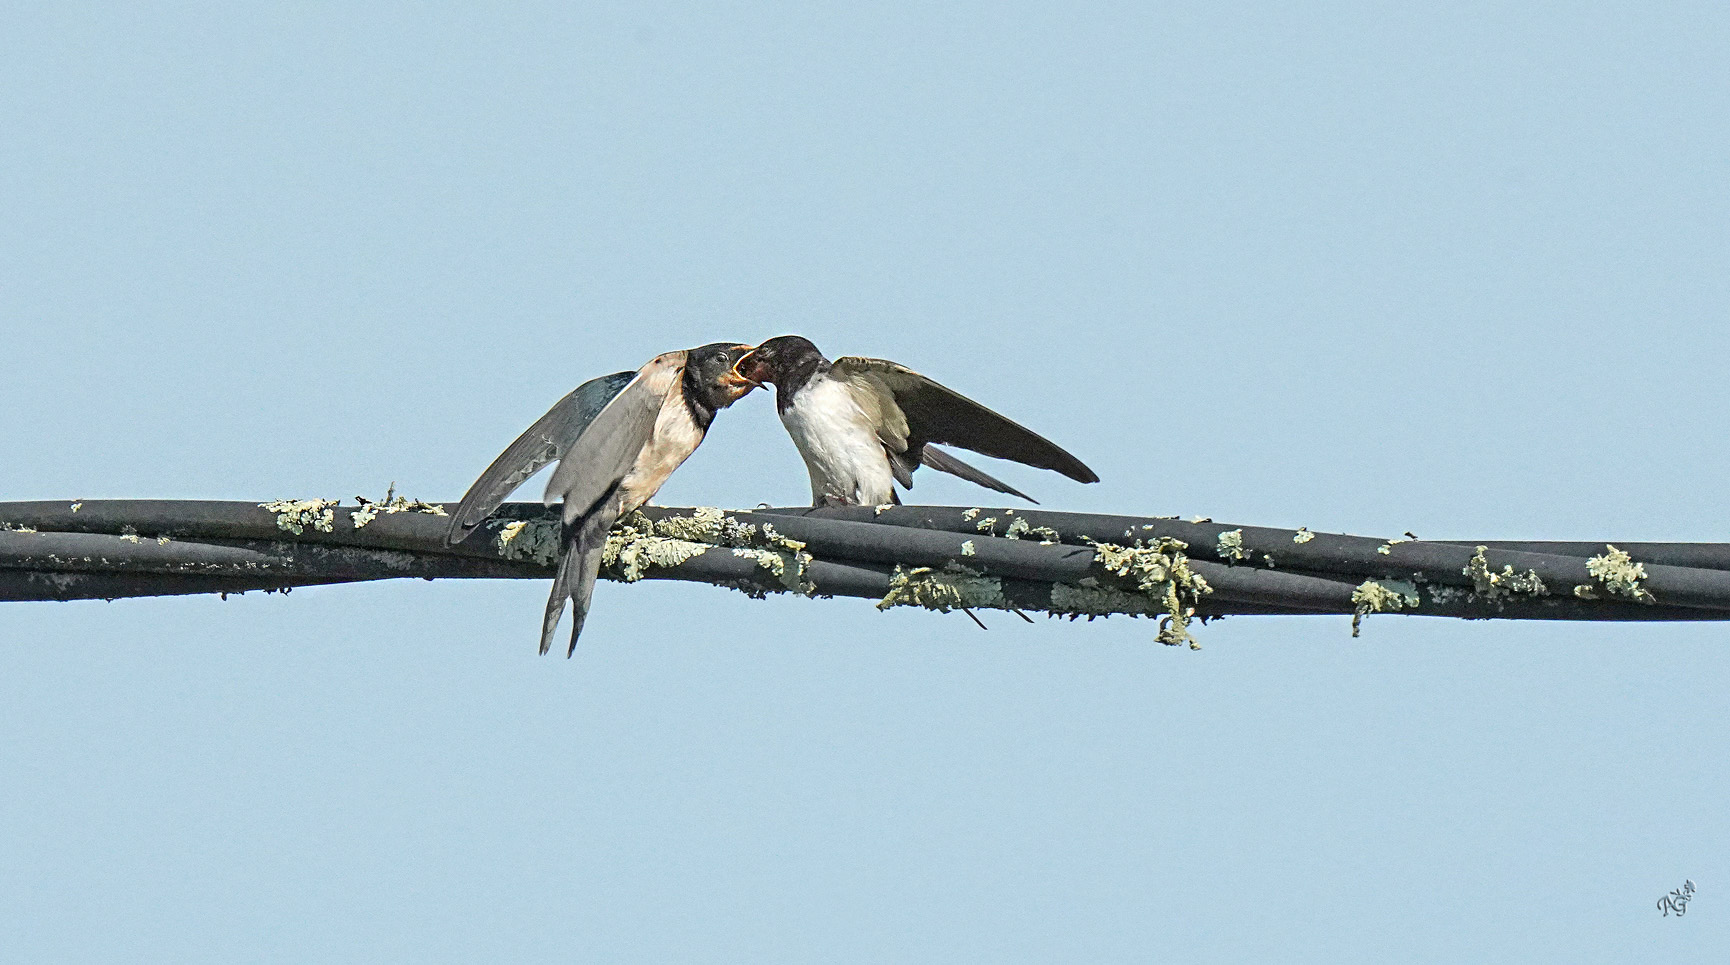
447, 342, 756, 655
734, 335, 1097, 507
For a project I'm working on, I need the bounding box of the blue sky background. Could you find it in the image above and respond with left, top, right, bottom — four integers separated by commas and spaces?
3, 3, 1726, 961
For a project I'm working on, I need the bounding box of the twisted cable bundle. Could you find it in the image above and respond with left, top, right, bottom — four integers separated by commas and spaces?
4, 499, 1726, 643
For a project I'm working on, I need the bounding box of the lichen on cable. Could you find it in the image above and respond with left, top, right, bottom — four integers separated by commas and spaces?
352, 485, 447, 528
490, 518, 552, 566
1463, 546, 1548, 602
877, 563, 1005, 613
1293, 528, 1315, 544
1048, 578, 1165, 619
603, 513, 709, 582
1090, 537, 1212, 648
1002, 516, 1061, 544
1351, 579, 1420, 637
640, 508, 814, 594
1584, 544, 1654, 603
651, 506, 752, 546
490, 506, 814, 593
1216, 528, 1249, 563
260, 498, 338, 536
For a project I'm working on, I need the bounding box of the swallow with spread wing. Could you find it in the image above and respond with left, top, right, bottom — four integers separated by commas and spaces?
733, 335, 1097, 507
447, 342, 756, 655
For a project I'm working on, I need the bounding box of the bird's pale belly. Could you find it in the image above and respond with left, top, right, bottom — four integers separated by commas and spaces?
618, 396, 708, 512
781, 383, 895, 505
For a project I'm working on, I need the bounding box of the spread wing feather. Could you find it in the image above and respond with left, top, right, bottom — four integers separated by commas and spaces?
918, 444, 1038, 503
445, 371, 635, 545
830, 357, 1099, 484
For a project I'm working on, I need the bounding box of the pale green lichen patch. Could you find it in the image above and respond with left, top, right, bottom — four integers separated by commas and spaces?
1463, 546, 1548, 601
1585, 544, 1654, 603
1001, 517, 1061, 544
651, 506, 751, 546
627, 508, 814, 594
874, 504, 894, 516
1293, 527, 1315, 544
730, 546, 814, 593
960, 540, 976, 556
120, 525, 141, 544
1424, 583, 1461, 604
1427, 583, 1467, 605
496, 508, 806, 591
1216, 529, 1249, 563
1090, 537, 1212, 648
975, 516, 998, 533
0, 522, 39, 534
260, 498, 338, 536
352, 485, 447, 528
495, 519, 560, 566
1351, 579, 1420, 637
962, 508, 981, 521
69, 501, 83, 513
603, 514, 709, 582
1573, 584, 1600, 600
1049, 578, 1165, 618
877, 563, 1005, 613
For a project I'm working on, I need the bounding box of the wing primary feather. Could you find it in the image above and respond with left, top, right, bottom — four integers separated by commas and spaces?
887, 448, 917, 489
446, 371, 634, 546
919, 444, 1039, 504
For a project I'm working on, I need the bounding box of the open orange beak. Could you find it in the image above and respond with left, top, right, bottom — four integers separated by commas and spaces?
729, 346, 766, 388
720, 344, 760, 396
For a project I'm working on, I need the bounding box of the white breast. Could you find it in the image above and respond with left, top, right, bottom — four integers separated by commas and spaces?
780, 377, 896, 506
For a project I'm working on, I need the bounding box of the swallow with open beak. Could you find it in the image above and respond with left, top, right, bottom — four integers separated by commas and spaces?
733, 335, 1098, 507
447, 342, 756, 655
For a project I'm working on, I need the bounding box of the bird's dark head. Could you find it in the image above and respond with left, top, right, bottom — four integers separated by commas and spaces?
683, 342, 758, 412
733, 335, 826, 391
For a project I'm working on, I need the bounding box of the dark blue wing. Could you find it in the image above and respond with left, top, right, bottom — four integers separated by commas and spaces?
445, 371, 635, 545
